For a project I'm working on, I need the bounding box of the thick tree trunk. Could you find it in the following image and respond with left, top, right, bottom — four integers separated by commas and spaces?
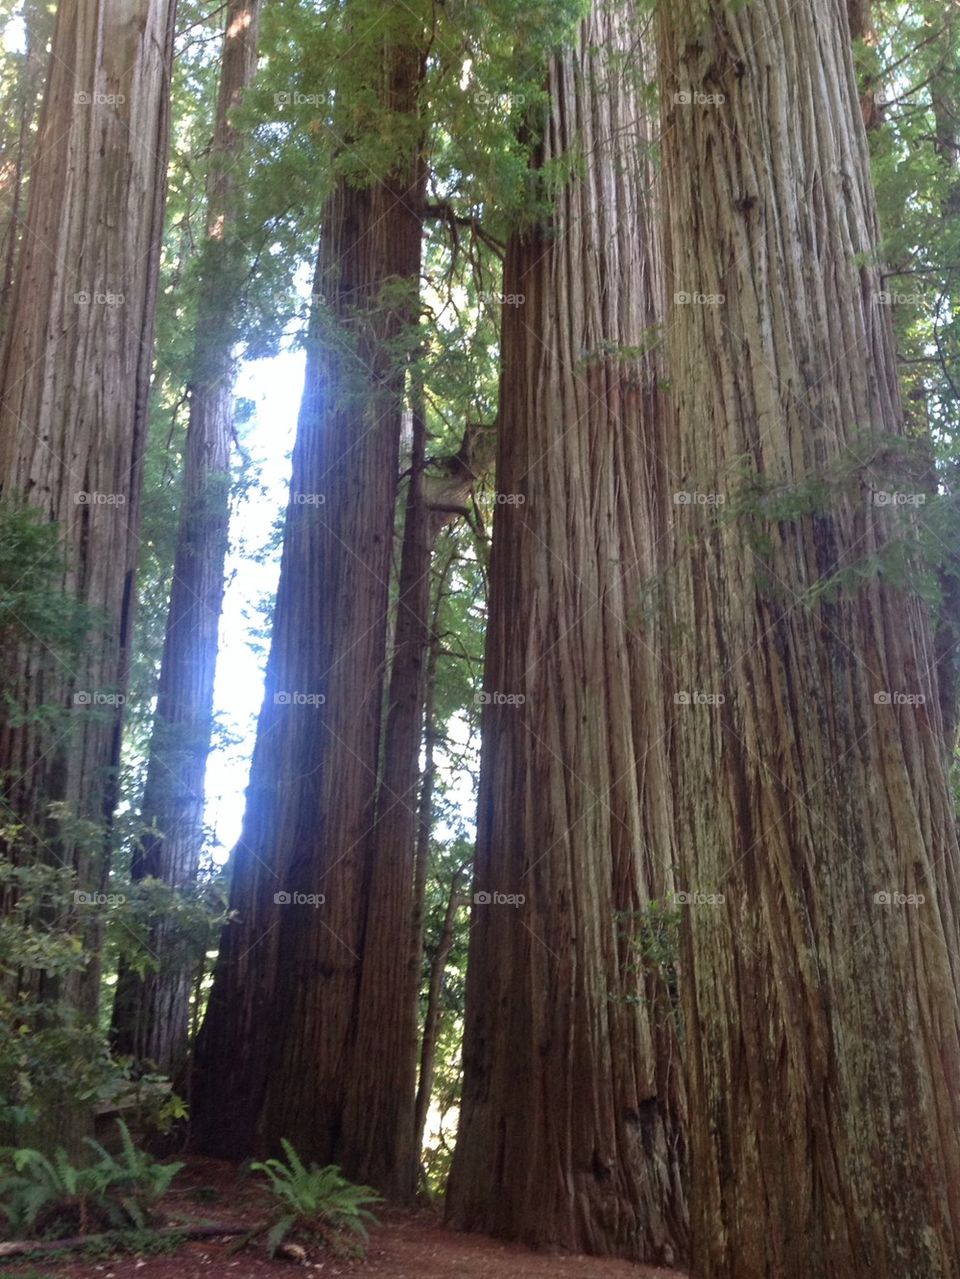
657, 1, 960, 1275
191, 17, 429, 1195
340, 378, 432, 1202
111, 0, 260, 1084
0, 0, 176, 1150
446, 1, 686, 1264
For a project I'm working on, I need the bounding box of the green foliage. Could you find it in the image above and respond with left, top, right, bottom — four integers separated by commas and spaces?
615, 898, 682, 1035
417, 853, 471, 1196
617, 898, 681, 989
81, 1120, 183, 1226
0, 1120, 182, 1240
869, 2, 960, 445
0, 500, 94, 721
0, 852, 117, 1137
713, 432, 960, 610
102, 862, 229, 989
251, 1140, 380, 1259
0, 840, 197, 1142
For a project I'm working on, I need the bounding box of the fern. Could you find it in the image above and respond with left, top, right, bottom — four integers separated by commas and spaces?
265, 1212, 298, 1257
0, 1120, 183, 1240
251, 1140, 380, 1258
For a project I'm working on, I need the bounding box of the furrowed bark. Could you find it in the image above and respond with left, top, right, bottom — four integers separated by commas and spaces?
345, 390, 494, 1197
657, 1, 960, 1274
192, 6, 430, 1195
447, 0, 686, 1263
0, 0, 176, 1152
340, 375, 432, 1202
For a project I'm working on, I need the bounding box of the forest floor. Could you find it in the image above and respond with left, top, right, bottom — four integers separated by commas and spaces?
0, 1157, 684, 1279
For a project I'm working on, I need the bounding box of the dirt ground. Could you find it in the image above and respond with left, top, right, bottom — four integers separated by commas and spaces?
0, 1158, 685, 1279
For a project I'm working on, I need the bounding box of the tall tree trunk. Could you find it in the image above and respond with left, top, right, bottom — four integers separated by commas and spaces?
411, 591, 442, 995
0, 0, 176, 1151
446, 1, 686, 1263
846, 0, 880, 130
657, 1, 960, 1275
339, 373, 431, 1202
110, 0, 260, 1084
191, 9, 429, 1195
409, 539, 460, 1022
347, 390, 493, 1197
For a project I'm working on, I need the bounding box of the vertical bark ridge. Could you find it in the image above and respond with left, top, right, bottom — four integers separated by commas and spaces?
192, 17, 430, 1196
657, 2, 960, 1274
0, 0, 177, 1149
447, 1, 686, 1263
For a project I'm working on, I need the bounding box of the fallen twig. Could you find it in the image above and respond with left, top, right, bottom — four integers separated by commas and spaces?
0, 1220, 264, 1258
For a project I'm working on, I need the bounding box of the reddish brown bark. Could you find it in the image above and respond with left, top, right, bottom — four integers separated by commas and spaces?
657, 0, 960, 1273
446, 0, 686, 1263
0, 0, 176, 1149
192, 13, 430, 1199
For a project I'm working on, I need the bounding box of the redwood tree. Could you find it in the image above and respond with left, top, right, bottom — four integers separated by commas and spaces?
446, 0, 686, 1262
192, 3, 429, 1199
111, 0, 261, 1083
0, 0, 176, 1148
657, 0, 960, 1274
